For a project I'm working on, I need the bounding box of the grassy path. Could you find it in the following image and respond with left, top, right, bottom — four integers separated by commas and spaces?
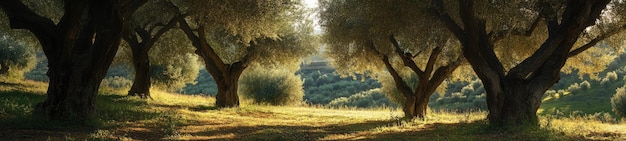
1, 80, 625, 140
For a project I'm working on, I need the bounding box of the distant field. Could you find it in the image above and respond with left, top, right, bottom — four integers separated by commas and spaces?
0, 80, 625, 140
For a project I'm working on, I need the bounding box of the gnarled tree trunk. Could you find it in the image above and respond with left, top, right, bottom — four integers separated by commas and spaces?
375, 37, 461, 119
402, 93, 431, 119
214, 72, 244, 108
127, 48, 151, 98
0, 0, 146, 122
433, 0, 610, 127
179, 20, 251, 108
123, 14, 183, 99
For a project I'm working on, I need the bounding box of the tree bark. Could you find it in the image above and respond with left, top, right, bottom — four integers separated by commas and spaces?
127, 47, 151, 98
123, 14, 183, 98
0, 0, 146, 122
178, 20, 251, 108
214, 73, 243, 108
402, 92, 431, 119
372, 38, 461, 119
433, 0, 610, 127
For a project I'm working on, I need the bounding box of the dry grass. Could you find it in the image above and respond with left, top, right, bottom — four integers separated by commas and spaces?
0, 80, 625, 140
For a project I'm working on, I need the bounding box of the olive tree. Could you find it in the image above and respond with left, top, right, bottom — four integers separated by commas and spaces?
432, 0, 626, 126
0, 0, 147, 122
0, 34, 36, 79
175, 0, 317, 108
319, 0, 465, 118
120, 0, 191, 98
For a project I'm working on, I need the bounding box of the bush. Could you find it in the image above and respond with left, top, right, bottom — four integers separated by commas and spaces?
299, 69, 381, 104
566, 83, 581, 94
611, 86, 626, 118
100, 76, 133, 89
580, 80, 591, 90
327, 88, 396, 108
151, 53, 200, 91
0, 35, 36, 79
239, 67, 304, 106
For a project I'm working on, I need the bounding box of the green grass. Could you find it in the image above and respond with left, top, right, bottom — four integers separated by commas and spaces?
1, 80, 625, 140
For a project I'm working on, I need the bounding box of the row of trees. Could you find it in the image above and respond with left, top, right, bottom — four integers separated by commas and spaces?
3, 0, 626, 128
0, 0, 317, 122
319, 0, 626, 126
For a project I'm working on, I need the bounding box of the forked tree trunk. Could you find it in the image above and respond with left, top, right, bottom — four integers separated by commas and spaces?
123, 14, 183, 99
179, 20, 251, 108
402, 94, 430, 119
128, 48, 151, 98
0, 0, 146, 122
433, 0, 609, 127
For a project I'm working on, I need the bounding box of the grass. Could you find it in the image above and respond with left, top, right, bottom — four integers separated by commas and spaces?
1, 80, 625, 140
540, 79, 623, 117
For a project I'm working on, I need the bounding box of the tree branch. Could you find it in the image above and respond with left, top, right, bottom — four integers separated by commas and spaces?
364, 40, 413, 97
389, 35, 425, 77
424, 46, 442, 77
508, 0, 610, 79
142, 14, 187, 50
428, 57, 462, 91
178, 19, 222, 76
488, 16, 542, 43
0, 0, 59, 52
568, 24, 626, 57
430, 0, 466, 44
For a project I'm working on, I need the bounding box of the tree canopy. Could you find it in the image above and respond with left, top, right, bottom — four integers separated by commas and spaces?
431, 0, 626, 126
175, 0, 318, 107
319, 0, 465, 118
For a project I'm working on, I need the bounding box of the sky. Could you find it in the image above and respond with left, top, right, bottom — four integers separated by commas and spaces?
302, 0, 322, 33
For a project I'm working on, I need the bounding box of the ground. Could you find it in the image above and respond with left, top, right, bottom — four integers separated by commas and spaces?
0, 80, 625, 141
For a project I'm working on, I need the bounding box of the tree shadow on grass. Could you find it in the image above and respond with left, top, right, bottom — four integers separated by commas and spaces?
173, 119, 595, 141
172, 119, 400, 141
0, 90, 175, 140
355, 121, 589, 141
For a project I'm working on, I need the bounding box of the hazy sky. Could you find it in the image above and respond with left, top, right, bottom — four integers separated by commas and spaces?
302, 0, 322, 33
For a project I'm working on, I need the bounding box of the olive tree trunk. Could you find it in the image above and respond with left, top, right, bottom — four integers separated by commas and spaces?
0, 0, 146, 122
179, 20, 251, 108
433, 0, 610, 126
127, 48, 151, 98
123, 14, 183, 98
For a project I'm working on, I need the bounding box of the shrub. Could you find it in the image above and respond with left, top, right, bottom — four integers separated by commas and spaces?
566, 83, 581, 94
580, 80, 591, 90
100, 76, 133, 89
151, 53, 200, 91
611, 86, 626, 118
0, 35, 36, 80
327, 88, 395, 108
606, 71, 618, 81
239, 67, 304, 106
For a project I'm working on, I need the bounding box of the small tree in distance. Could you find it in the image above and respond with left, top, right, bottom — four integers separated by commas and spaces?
0, 35, 36, 79
239, 65, 304, 106
611, 85, 626, 119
